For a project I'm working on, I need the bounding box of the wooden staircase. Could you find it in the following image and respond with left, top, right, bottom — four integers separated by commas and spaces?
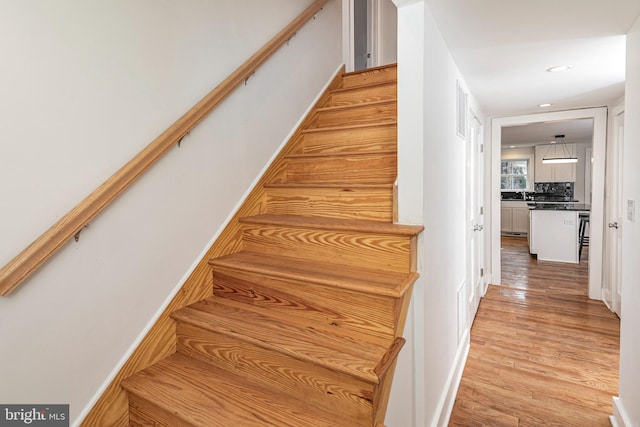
121, 64, 422, 426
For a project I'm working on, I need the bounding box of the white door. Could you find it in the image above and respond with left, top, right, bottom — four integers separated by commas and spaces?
603, 108, 624, 317
466, 114, 484, 324
353, 0, 371, 71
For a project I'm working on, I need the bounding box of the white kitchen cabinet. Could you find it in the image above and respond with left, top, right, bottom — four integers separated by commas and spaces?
501, 202, 529, 234
512, 207, 530, 233
501, 207, 513, 233
534, 144, 576, 182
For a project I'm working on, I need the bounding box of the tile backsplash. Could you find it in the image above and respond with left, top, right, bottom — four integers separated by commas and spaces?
534, 182, 574, 197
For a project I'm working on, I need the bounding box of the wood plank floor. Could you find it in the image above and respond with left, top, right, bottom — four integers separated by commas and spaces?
449, 236, 620, 426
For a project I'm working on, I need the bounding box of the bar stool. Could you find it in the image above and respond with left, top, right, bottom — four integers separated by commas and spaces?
578, 213, 590, 261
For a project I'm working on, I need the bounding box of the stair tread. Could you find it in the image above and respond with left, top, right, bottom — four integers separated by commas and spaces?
210, 251, 417, 298
329, 80, 396, 95
122, 353, 354, 427
172, 297, 389, 384
316, 98, 396, 113
301, 121, 396, 135
342, 63, 397, 78
264, 182, 394, 189
239, 214, 423, 236
285, 149, 395, 159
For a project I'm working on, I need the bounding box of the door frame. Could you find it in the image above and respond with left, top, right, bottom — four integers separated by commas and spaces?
490, 107, 607, 300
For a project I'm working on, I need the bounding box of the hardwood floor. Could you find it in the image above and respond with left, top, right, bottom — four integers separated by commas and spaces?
449, 236, 620, 426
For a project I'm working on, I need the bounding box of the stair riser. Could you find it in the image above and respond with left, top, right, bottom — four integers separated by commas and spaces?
343, 66, 397, 88
128, 394, 192, 427
328, 84, 396, 107
175, 322, 375, 424
241, 225, 416, 273
301, 124, 397, 154
212, 269, 397, 338
314, 102, 396, 128
265, 187, 393, 221
285, 153, 397, 184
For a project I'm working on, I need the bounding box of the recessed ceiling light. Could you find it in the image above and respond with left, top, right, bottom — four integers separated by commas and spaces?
539, 103, 552, 107
546, 65, 571, 73
509, 145, 516, 148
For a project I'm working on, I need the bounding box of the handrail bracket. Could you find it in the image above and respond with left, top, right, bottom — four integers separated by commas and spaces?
177, 130, 191, 148
74, 225, 89, 243
244, 71, 256, 86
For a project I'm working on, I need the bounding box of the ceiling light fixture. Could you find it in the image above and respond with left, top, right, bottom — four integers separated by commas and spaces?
546, 65, 571, 73
539, 103, 552, 107
542, 134, 578, 164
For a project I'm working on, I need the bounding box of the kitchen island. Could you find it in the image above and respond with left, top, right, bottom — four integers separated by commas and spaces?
528, 204, 590, 263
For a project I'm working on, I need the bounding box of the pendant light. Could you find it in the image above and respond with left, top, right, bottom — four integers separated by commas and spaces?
542, 134, 578, 164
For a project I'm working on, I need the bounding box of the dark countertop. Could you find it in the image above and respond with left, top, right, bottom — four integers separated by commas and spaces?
529, 203, 591, 211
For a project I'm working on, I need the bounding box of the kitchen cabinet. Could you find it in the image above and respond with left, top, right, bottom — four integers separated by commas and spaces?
501, 201, 529, 234
535, 144, 576, 182
512, 207, 530, 232
501, 207, 512, 233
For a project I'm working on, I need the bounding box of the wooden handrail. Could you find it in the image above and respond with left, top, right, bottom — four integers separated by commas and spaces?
0, 0, 330, 296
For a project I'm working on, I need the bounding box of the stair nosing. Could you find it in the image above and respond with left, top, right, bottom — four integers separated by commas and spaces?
285, 149, 396, 159
263, 182, 394, 189
342, 63, 397, 78
301, 121, 397, 135
315, 98, 396, 113
209, 251, 418, 298
171, 301, 383, 384
239, 214, 423, 236
329, 80, 396, 95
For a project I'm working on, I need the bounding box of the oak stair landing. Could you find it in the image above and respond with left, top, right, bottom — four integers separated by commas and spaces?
121, 64, 422, 427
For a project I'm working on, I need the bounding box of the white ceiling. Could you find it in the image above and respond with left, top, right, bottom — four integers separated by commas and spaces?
426, 0, 640, 117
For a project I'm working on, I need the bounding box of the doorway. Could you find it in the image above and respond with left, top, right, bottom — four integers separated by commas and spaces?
490, 108, 608, 301
344, 0, 398, 72
353, 0, 370, 70
499, 118, 594, 286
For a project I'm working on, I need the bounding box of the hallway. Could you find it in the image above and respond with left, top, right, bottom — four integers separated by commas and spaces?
449, 236, 620, 426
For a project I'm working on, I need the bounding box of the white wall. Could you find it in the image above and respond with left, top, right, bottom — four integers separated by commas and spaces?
375, 0, 398, 66
0, 0, 342, 424
388, 1, 484, 425
614, 14, 640, 427
387, 3, 425, 424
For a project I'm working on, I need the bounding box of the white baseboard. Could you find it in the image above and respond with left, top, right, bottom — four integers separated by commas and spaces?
611, 396, 632, 427
434, 330, 470, 427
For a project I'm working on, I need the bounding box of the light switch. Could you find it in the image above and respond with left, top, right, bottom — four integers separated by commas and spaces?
628, 199, 636, 222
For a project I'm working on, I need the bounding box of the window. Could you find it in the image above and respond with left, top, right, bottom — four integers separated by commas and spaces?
501, 159, 529, 190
